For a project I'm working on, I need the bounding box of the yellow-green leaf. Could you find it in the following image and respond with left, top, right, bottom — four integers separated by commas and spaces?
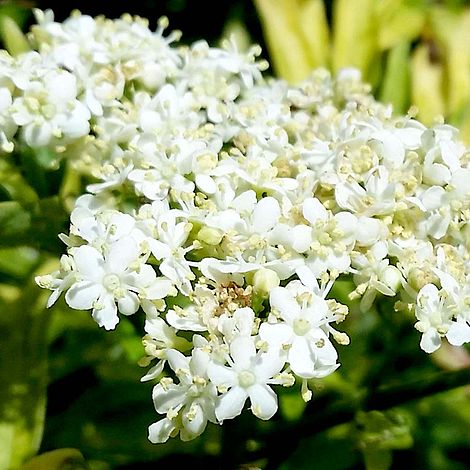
19, 449, 86, 470
254, 0, 315, 83
429, 7, 470, 115
376, 2, 425, 50
379, 41, 411, 114
410, 43, 446, 125
297, 0, 330, 70
332, 0, 377, 79
0, 14, 30, 56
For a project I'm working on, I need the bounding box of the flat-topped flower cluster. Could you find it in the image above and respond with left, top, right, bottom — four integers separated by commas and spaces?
2, 9, 463, 442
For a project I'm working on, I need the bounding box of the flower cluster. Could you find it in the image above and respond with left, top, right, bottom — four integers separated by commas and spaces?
7, 9, 465, 442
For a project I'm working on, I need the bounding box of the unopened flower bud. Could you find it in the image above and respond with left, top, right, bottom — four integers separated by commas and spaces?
253, 268, 280, 296
197, 226, 224, 245
382, 265, 402, 293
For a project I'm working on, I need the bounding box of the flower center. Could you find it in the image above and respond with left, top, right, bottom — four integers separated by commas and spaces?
293, 318, 311, 336
238, 370, 256, 388
103, 273, 121, 292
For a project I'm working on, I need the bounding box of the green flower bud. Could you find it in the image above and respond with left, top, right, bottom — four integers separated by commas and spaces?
197, 227, 223, 246
253, 268, 280, 296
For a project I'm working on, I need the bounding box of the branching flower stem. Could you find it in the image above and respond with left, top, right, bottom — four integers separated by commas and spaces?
244, 367, 470, 465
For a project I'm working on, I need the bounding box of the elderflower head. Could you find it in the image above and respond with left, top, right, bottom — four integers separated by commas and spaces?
23, 9, 470, 444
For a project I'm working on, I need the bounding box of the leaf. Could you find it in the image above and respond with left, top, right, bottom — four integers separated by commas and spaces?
254, 0, 327, 83
19, 449, 87, 470
379, 41, 411, 114
356, 409, 414, 451
0, 246, 40, 280
376, 2, 425, 50
279, 423, 359, 470
0, 14, 30, 56
0, 159, 39, 206
410, 44, 446, 125
429, 7, 470, 115
362, 448, 392, 470
297, 0, 330, 70
0, 201, 32, 245
0, 268, 54, 469
279, 391, 306, 422
332, 0, 378, 79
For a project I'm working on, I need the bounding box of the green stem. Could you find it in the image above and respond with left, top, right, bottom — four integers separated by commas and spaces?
245, 367, 470, 463
0, 263, 56, 469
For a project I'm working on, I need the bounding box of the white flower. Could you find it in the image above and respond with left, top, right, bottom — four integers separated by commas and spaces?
141, 317, 191, 382
67, 205, 137, 250
35, 254, 76, 308
207, 336, 285, 421
260, 283, 340, 378
149, 348, 217, 443
218, 307, 256, 342
11, 69, 90, 147
351, 241, 403, 311
431, 269, 470, 347
0, 87, 16, 152
335, 166, 396, 217
138, 84, 202, 139
291, 197, 357, 276
414, 284, 458, 353
128, 137, 205, 200
28, 7, 470, 444
148, 211, 196, 295
65, 237, 171, 329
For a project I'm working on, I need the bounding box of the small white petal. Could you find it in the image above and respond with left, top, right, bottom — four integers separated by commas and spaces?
117, 292, 140, 315
252, 197, 280, 233
247, 384, 278, 420
259, 322, 293, 350
148, 239, 171, 260
291, 225, 312, 253
216, 386, 247, 421
181, 402, 207, 440
446, 320, 470, 347
148, 418, 176, 444
230, 336, 256, 368
92, 294, 118, 330
420, 329, 442, 353
153, 382, 186, 414
207, 363, 237, 388
196, 174, 217, 194
303, 197, 328, 224
166, 308, 207, 331
145, 278, 175, 300
289, 338, 316, 378
166, 349, 190, 374
255, 352, 285, 381
73, 245, 105, 279
269, 288, 300, 324
65, 281, 103, 310
107, 237, 139, 273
